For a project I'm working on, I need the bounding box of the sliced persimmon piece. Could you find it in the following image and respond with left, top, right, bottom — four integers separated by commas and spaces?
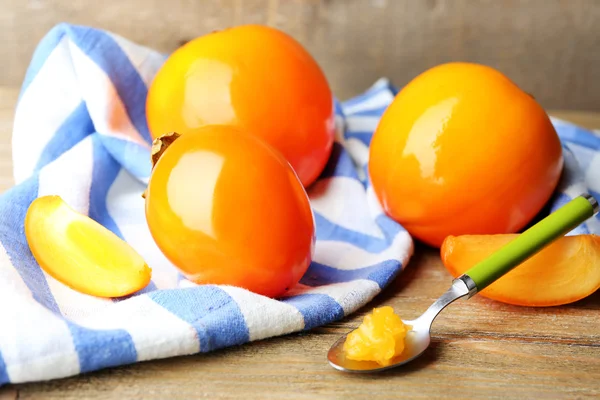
25, 195, 151, 297
441, 234, 600, 307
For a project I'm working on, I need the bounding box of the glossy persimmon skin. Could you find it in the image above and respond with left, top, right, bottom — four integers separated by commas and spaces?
146, 24, 335, 187
369, 62, 563, 247
144, 125, 315, 298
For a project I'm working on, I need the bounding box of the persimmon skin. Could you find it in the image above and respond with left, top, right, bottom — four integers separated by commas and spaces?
146, 24, 335, 187
441, 234, 600, 307
369, 62, 563, 247
144, 125, 315, 298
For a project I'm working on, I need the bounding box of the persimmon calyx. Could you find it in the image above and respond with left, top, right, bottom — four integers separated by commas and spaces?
151, 131, 181, 169
142, 131, 181, 199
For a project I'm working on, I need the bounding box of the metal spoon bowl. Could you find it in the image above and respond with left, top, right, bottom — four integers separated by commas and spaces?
328, 194, 599, 373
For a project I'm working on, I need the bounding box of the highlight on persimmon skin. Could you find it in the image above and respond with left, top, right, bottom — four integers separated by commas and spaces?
440, 234, 600, 307
25, 195, 152, 297
144, 125, 315, 298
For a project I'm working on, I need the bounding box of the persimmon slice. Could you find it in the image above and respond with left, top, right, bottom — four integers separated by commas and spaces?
441, 234, 600, 306
25, 195, 151, 297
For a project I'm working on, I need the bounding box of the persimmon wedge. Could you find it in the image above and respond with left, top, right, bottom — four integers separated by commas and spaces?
25, 195, 151, 297
441, 234, 600, 306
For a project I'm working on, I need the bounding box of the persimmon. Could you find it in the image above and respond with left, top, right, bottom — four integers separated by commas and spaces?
441, 234, 600, 306
25, 195, 151, 297
144, 125, 315, 298
146, 24, 335, 187
368, 62, 563, 247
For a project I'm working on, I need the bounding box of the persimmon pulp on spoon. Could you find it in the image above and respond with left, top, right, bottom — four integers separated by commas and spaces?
25, 195, 151, 297
343, 306, 410, 366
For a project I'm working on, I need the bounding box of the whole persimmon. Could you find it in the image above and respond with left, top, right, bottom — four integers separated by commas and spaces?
146, 24, 335, 187
369, 62, 563, 248
144, 125, 315, 298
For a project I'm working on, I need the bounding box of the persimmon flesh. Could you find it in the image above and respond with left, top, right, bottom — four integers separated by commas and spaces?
441, 234, 600, 306
25, 195, 151, 297
343, 306, 409, 366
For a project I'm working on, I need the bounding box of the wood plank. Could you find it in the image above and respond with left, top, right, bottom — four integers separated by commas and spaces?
13, 340, 600, 399
0, 388, 17, 400
0, 87, 18, 193
550, 111, 600, 132
2, 0, 600, 110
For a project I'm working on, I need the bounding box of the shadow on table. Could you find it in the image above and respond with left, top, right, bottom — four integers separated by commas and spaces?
369, 241, 442, 306
565, 289, 600, 309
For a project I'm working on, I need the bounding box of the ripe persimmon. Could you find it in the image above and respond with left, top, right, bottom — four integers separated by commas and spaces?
146, 24, 335, 187
368, 62, 563, 247
144, 126, 315, 298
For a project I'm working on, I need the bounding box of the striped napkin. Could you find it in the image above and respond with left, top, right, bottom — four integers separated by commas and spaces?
1, 23, 599, 385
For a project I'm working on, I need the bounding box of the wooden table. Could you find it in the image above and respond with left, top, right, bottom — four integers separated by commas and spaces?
0, 86, 599, 399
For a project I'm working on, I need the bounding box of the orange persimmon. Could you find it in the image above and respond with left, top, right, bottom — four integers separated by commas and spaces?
441, 234, 600, 306
368, 62, 563, 247
144, 125, 315, 298
25, 195, 151, 297
146, 24, 335, 187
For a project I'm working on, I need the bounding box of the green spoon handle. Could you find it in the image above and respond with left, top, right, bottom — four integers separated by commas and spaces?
463, 194, 599, 292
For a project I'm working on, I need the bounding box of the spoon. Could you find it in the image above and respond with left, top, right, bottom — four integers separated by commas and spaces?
328, 193, 599, 373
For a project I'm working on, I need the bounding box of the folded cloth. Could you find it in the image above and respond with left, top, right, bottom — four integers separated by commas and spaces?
0, 23, 598, 385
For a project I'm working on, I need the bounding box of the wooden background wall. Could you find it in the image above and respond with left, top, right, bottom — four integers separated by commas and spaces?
2, 0, 599, 110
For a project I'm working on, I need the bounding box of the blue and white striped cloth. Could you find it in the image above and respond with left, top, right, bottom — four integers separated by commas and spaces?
1, 23, 598, 385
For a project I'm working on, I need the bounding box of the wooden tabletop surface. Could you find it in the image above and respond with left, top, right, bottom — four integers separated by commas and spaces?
0, 86, 599, 399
